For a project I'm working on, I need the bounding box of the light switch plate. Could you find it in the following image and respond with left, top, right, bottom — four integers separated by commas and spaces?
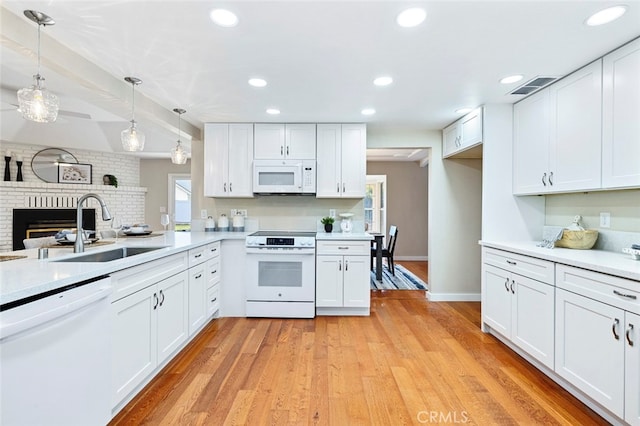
329, 209, 336, 218
200, 209, 208, 219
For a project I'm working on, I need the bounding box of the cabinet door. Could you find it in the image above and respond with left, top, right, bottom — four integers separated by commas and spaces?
625, 312, 640, 426
254, 123, 285, 159
340, 123, 366, 198
482, 264, 511, 338
460, 107, 482, 148
203, 123, 230, 197
316, 124, 342, 197
156, 271, 189, 366
111, 285, 157, 408
549, 60, 602, 192
603, 38, 640, 189
342, 255, 370, 307
513, 89, 550, 194
227, 124, 254, 197
285, 124, 316, 159
316, 255, 343, 307
555, 288, 624, 417
442, 123, 460, 158
188, 264, 207, 336
511, 274, 555, 369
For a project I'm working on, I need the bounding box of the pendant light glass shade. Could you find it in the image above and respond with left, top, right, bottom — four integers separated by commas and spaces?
17, 11, 59, 123
170, 108, 188, 164
121, 77, 145, 152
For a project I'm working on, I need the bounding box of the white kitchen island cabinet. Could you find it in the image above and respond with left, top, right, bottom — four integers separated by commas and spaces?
204, 123, 254, 198
482, 248, 555, 369
254, 123, 316, 160
316, 240, 370, 315
602, 37, 640, 189
513, 60, 602, 194
316, 123, 366, 198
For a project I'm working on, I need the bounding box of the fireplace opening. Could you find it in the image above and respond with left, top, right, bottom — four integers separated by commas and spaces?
13, 209, 96, 250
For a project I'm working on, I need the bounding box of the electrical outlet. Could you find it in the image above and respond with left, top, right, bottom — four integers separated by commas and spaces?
329, 209, 336, 218
159, 206, 166, 213
600, 212, 611, 228
238, 209, 248, 217
230, 209, 238, 216
200, 209, 208, 219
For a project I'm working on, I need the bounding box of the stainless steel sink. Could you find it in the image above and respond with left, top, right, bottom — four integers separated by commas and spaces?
53, 247, 165, 262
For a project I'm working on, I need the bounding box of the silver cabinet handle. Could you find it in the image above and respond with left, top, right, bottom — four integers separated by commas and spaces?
286, 146, 289, 156
506, 260, 516, 266
195, 253, 202, 259
338, 260, 342, 271
343, 183, 346, 193
195, 273, 202, 279
337, 183, 340, 193
153, 293, 159, 310
281, 146, 284, 155
345, 260, 349, 271
504, 277, 510, 291
541, 173, 547, 186
613, 290, 637, 299
627, 323, 634, 347
229, 182, 232, 192
549, 171, 554, 186
338, 247, 349, 250
224, 182, 227, 192
211, 269, 217, 275
510, 279, 515, 294
211, 297, 218, 303
613, 318, 620, 340
159, 290, 165, 307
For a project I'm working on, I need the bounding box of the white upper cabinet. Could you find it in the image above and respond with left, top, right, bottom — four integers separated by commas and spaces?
442, 107, 483, 159
602, 38, 640, 189
204, 123, 254, 198
254, 123, 316, 160
316, 123, 366, 198
514, 60, 602, 194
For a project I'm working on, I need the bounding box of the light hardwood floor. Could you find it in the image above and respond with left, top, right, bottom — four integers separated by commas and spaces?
110, 261, 607, 426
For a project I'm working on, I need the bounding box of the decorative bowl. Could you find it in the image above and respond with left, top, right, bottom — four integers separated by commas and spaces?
554, 229, 598, 250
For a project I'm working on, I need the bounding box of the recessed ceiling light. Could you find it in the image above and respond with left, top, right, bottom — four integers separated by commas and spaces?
210, 9, 238, 27
455, 108, 473, 114
586, 5, 627, 26
248, 78, 267, 87
396, 8, 427, 28
500, 74, 524, 84
266, 108, 280, 115
374, 76, 393, 86
361, 108, 376, 116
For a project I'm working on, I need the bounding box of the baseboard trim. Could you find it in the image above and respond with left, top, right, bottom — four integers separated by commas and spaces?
426, 292, 481, 302
396, 256, 428, 261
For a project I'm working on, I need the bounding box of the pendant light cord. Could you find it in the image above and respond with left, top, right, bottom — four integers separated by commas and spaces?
177, 112, 182, 145
131, 82, 135, 122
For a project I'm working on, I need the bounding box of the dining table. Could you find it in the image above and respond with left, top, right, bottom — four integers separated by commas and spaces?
370, 233, 384, 281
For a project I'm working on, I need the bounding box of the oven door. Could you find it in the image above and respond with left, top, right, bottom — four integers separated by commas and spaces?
245, 248, 315, 302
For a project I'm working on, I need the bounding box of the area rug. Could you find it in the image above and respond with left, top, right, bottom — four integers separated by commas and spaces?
370, 264, 428, 290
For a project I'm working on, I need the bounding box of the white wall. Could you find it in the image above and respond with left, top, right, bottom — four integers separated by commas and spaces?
140, 159, 191, 230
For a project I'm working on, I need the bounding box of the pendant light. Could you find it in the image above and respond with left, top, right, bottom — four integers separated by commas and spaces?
17, 10, 59, 123
170, 108, 188, 164
121, 77, 145, 151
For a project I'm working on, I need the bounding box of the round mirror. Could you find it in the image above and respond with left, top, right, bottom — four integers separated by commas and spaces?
31, 148, 78, 183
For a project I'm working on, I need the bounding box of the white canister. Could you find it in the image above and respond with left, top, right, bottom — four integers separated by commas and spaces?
218, 214, 229, 231
205, 216, 216, 232
232, 213, 245, 231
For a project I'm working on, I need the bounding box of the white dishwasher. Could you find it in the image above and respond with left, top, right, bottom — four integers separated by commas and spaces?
0, 275, 112, 426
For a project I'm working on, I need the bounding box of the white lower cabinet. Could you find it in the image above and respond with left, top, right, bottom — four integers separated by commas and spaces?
316, 240, 370, 315
188, 262, 207, 335
111, 270, 188, 408
483, 262, 555, 369
625, 312, 640, 425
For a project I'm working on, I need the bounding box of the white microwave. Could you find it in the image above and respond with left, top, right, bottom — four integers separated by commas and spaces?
253, 159, 316, 194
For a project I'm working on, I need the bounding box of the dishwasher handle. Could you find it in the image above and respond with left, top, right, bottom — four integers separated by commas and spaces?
0, 284, 111, 340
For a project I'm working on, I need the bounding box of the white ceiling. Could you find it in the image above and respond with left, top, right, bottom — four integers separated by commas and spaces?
1, 1, 639, 159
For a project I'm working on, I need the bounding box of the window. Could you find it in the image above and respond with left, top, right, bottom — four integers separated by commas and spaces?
365, 175, 386, 233
169, 174, 191, 231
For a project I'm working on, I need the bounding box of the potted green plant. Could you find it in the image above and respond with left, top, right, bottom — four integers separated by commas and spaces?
321, 216, 335, 233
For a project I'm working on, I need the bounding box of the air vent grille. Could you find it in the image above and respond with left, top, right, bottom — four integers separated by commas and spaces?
510, 76, 559, 95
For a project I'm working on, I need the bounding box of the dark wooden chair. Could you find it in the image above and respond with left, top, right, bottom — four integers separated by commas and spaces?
370, 225, 398, 276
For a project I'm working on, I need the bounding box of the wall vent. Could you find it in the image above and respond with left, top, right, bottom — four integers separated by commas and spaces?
510, 76, 560, 95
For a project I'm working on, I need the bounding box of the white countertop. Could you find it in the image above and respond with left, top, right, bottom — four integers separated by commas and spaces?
481, 240, 640, 282
0, 231, 249, 306
315, 232, 373, 241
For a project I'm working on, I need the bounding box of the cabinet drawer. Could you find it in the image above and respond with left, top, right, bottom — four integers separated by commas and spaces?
111, 252, 188, 302
207, 285, 220, 317
207, 257, 221, 286
484, 248, 554, 285
188, 246, 208, 267
207, 241, 221, 259
317, 240, 370, 256
556, 264, 640, 315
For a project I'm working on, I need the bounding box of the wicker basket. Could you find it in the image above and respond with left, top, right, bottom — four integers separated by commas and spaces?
554, 229, 598, 250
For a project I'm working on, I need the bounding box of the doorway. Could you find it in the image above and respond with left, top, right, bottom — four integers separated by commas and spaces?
168, 174, 191, 231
